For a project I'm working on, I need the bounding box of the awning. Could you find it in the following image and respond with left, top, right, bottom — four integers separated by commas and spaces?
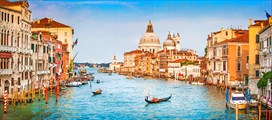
0, 52, 12, 58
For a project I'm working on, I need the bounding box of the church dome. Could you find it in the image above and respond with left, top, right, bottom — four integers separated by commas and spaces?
139, 33, 160, 44
139, 20, 160, 45
163, 32, 176, 47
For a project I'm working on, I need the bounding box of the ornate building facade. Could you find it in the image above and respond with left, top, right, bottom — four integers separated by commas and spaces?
0, 0, 32, 96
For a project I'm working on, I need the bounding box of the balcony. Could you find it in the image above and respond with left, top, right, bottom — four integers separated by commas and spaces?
25, 49, 33, 54
37, 70, 50, 75
0, 45, 16, 52
0, 69, 13, 75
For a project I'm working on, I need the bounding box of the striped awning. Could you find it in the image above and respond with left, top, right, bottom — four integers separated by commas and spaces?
0, 52, 12, 58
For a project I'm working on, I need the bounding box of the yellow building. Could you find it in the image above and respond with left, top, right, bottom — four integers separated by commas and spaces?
248, 18, 268, 94
31, 18, 74, 61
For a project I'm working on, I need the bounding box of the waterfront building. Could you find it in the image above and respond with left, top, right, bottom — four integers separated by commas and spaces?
259, 16, 272, 99
138, 20, 161, 53
61, 44, 69, 80
120, 20, 198, 79
31, 31, 50, 89
206, 28, 249, 86
123, 50, 143, 74
198, 57, 207, 78
248, 18, 268, 94
0, 0, 32, 96
31, 18, 74, 61
168, 59, 200, 80
39, 31, 63, 82
109, 55, 122, 72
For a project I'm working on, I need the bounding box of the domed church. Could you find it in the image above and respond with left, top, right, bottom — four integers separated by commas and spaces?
138, 20, 161, 53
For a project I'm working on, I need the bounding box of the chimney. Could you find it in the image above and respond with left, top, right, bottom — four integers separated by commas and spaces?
261, 22, 263, 28
249, 18, 252, 25
37, 20, 40, 24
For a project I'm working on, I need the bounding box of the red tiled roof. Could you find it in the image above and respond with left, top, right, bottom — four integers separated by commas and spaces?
124, 50, 142, 55
216, 31, 249, 45
32, 18, 71, 28
0, 0, 26, 6
250, 20, 269, 27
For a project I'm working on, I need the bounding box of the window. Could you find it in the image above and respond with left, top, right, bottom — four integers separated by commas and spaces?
64, 39, 67, 43
223, 61, 226, 71
256, 34, 259, 43
11, 78, 14, 86
65, 32, 67, 36
237, 46, 241, 57
255, 70, 260, 78
247, 56, 249, 63
225, 31, 228, 36
18, 78, 20, 85
237, 61, 241, 71
18, 16, 20, 24
31, 44, 34, 51
255, 55, 259, 64
213, 61, 216, 70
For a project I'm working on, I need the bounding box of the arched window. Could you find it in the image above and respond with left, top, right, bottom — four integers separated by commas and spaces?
3, 30, 6, 45
0, 29, 3, 45
11, 32, 13, 46
7, 30, 9, 46
17, 33, 20, 47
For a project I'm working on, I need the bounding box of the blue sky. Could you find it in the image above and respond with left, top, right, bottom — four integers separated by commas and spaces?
27, 0, 271, 63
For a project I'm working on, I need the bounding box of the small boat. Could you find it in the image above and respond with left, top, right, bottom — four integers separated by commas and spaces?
191, 82, 197, 85
197, 81, 204, 86
81, 80, 88, 85
65, 82, 82, 87
250, 99, 258, 107
96, 79, 100, 83
92, 89, 102, 95
145, 94, 172, 103
60, 86, 68, 90
229, 91, 247, 109
127, 75, 133, 79
109, 73, 112, 76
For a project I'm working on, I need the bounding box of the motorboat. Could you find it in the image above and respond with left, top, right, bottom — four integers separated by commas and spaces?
229, 91, 247, 109
65, 82, 82, 87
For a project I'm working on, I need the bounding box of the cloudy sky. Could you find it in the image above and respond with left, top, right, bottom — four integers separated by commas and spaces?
26, 0, 271, 63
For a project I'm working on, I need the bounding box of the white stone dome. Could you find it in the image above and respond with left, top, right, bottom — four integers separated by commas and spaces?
139, 33, 160, 45
163, 32, 176, 47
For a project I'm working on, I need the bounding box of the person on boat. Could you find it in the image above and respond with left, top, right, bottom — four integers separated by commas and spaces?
152, 97, 159, 102
96, 88, 101, 93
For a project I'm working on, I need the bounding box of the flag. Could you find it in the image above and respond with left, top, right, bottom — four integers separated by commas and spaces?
265, 10, 271, 19
72, 38, 78, 49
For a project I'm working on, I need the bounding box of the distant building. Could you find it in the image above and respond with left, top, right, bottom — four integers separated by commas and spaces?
109, 55, 122, 72
138, 20, 161, 53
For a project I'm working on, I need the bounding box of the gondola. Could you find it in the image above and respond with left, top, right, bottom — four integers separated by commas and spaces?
92, 90, 102, 95
145, 94, 172, 103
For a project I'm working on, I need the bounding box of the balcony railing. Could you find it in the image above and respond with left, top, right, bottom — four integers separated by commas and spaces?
0, 45, 16, 52
25, 48, 33, 54
37, 70, 50, 75
0, 69, 13, 75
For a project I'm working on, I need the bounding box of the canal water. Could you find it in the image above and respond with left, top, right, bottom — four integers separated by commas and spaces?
0, 68, 256, 119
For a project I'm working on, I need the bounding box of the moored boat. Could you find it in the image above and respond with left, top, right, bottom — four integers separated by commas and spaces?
65, 82, 82, 87
145, 94, 172, 103
229, 91, 247, 109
